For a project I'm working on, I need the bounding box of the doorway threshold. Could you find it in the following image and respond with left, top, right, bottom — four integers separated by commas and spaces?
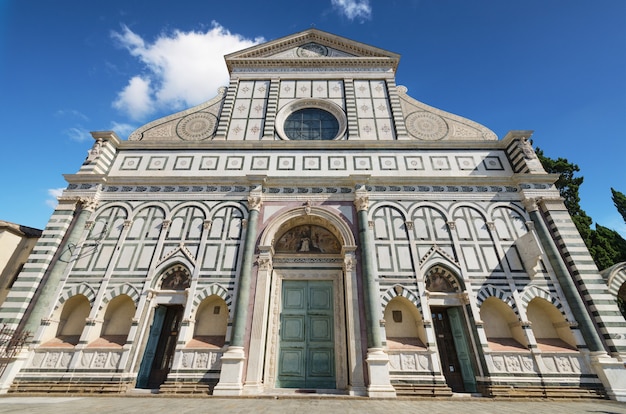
450, 392, 483, 398
127, 388, 161, 395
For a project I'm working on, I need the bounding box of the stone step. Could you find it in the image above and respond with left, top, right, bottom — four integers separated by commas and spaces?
485, 385, 606, 399
392, 383, 453, 397
8, 380, 131, 394
158, 380, 214, 395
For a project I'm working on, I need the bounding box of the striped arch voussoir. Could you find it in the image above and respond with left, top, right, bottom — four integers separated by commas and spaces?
521, 285, 565, 314
381, 285, 422, 317
193, 284, 232, 314
101, 284, 141, 309
476, 284, 518, 315
55, 283, 96, 310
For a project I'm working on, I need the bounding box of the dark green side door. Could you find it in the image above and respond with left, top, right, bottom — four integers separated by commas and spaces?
277, 280, 335, 389
136, 305, 183, 389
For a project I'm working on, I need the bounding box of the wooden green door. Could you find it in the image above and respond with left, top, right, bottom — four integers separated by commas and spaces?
431, 306, 477, 393
447, 307, 477, 393
277, 280, 335, 389
136, 305, 183, 389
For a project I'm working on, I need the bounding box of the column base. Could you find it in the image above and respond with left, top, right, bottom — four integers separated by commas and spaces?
242, 382, 264, 395
213, 346, 246, 396
365, 348, 396, 398
0, 348, 29, 394
591, 353, 626, 402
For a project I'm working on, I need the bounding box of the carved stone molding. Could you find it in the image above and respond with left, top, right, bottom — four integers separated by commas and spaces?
79, 197, 98, 212
354, 194, 369, 212
203, 219, 213, 230
404, 221, 414, 230
257, 255, 273, 270
248, 195, 263, 211
522, 198, 539, 213
519, 137, 536, 159
86, 138, 103, 163
343, 255, 355, 272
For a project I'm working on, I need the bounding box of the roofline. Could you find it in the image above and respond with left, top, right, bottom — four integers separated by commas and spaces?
225, 28, 400, 73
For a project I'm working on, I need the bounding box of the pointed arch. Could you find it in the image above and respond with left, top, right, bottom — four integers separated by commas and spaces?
151, 262, 193, 290
424, 264, 464, 292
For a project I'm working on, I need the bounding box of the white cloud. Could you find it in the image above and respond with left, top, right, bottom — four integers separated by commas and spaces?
111, 22, 263, 120
64, 126, 91, 142
110, 121, 136, 139
113, 76, 153, 120
55, 109, 89, 121
46, 188, 65, 209
331, 0, 372, 21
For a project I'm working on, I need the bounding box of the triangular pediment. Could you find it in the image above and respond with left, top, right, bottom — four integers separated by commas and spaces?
225, 28, 399, 73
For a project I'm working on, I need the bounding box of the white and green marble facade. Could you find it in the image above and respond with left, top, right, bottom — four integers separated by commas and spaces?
2, 29, 624, 400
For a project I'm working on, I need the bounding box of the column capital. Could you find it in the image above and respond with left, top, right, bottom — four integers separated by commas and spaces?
343, 254, 356, 272
57, 195, 98, 212
247, 195, 263, 211
257, 254, 272, 271
354, 194, 369, 212
522, 197, 539, 212
79, 197, 99, 212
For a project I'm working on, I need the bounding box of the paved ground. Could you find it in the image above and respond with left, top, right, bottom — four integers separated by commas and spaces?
0, 396, 624, 414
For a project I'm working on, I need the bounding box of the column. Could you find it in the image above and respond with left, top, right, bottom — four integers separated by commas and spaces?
525, 198, 626, 401
524, 198, 604, 352
214, 188, 262, 396
354, 187, 396, 398
23, 197, 97, 336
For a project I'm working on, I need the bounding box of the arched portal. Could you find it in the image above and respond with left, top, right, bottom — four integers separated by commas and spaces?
136, 264, 190, 389
424, 265, 478, 394
243, 206, 364, 395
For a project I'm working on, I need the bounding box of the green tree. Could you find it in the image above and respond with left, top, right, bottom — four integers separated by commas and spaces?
535, 149, 626, 270
612, 188, 626, 224
535, 148, 594, 245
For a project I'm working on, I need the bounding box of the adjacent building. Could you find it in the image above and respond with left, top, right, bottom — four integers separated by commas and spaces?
1, 29, 625, 400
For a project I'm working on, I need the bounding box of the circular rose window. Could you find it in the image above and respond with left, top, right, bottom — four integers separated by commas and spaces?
275, 99, 347, 141
284, 108, 339, 140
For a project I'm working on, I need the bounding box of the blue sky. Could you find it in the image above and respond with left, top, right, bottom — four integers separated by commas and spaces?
1, 0, 625, 237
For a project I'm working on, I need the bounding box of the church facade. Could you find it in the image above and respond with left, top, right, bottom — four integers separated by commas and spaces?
2, 29, 625, 400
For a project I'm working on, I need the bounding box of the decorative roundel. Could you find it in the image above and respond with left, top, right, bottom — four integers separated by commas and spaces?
176, 112, 218, 141
406, 112, 449, 141
297, 43, 329, 57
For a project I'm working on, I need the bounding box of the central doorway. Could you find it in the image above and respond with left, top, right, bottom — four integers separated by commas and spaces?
276, 280, 336, 389
431, 306, 477, 393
